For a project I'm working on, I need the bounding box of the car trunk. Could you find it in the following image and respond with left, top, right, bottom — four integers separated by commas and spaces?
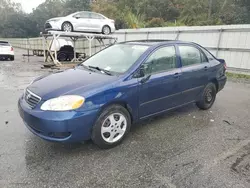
0, 44, 12, 55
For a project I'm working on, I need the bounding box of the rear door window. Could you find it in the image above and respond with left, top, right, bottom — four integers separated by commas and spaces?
202, 48, 215, 61
179, 45, 206, 67
90, 13, 104, 19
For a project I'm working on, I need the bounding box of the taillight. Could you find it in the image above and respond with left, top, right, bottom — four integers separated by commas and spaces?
224, 62, 227, 70
11, 47, 14, 51
218, 59, 227, 70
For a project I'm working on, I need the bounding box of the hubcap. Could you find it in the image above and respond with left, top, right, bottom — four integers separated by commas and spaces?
101, 113, 127, 143
103, 27, 110, 35
205, 89, 213, 103
63, 23, 72, 32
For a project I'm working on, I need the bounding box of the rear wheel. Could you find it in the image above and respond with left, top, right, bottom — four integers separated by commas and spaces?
196, 83, 217, 110
62, 22, 73, 32
10, 56, 14, 61
91, 105, 131, 149
102, 25, 111, 35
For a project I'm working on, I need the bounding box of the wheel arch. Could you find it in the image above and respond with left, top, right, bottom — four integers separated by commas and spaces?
102, 25, 111, 34
61, 21, 73, 31
209, 78, 219, 92
98, 101, 134, 123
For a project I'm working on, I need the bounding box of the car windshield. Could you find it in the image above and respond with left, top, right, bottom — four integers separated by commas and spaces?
82, 44, 149, 74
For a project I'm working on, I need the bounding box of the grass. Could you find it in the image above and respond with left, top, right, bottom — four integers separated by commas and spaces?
226, 72, 250, 79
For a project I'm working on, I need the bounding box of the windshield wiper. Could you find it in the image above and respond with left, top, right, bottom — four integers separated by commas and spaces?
88, 66, 112, 76
78, 64, 96, 72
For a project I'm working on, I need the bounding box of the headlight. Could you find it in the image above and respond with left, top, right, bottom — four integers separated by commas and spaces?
49, 18, 61, 22
41, 95, 85, 111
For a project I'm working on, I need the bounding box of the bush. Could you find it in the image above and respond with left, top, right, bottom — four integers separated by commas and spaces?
146, 17, 165, 28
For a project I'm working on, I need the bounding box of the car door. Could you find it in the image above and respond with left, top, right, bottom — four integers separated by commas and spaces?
177, 45, 211, 103
138, 45, 182, 119
72, 12, 90, 31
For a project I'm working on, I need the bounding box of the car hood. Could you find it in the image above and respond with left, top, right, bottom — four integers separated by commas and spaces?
28, 68, 117, 100
48, 17, 64, 21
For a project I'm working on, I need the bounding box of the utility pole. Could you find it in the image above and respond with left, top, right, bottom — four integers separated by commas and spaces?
208, 0, 213, 19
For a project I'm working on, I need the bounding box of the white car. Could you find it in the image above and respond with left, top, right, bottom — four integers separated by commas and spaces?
45, 11, 116, 35
0, 41, 14, 61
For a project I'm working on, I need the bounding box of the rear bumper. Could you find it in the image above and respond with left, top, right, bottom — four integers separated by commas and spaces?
18, 97, 99, 143
217, 75, 227, 92
0, 54, 14, 59
110, 25, 116, 33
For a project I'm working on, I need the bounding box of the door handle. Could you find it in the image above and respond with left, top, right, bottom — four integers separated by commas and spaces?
174, 72, 180, 78
204, 66, 209, 71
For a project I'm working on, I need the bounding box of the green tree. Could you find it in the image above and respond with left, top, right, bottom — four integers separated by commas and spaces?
1, 0, 250, 37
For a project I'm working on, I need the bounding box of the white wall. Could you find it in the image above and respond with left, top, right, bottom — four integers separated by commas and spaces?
3, 24, 250, 70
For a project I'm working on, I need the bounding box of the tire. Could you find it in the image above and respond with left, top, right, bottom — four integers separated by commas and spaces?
62, 22, 73, 32
91, 105, 131, 149
102, 25, 111, 35
196, 83, 217, 110
68, 53, 74, 61
57, 52, 67, 61
10, 56, 14, 61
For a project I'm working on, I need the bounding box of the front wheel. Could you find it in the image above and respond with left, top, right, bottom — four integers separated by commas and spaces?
196, 83, 217, 110
91, 105, 131, 149
62, 22, 73, 32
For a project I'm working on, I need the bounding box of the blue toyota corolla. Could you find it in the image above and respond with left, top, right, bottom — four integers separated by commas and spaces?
18, 40, 227, 149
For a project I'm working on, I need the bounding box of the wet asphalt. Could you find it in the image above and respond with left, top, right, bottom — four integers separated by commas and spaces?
0, 49, 250, 188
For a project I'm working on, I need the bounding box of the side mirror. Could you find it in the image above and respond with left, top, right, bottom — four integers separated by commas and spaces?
133, 65, 145, 78
74, 16, 80, 19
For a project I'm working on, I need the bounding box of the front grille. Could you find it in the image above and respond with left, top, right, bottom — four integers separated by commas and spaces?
24, 89, 41, 108
44, 22, 52, 29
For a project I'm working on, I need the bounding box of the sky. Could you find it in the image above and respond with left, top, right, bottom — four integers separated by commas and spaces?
13, 0, 46, 13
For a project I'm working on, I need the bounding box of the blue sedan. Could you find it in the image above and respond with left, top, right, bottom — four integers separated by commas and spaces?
18, 40, 227, 149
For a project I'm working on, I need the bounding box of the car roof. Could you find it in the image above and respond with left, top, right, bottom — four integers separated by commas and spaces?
78, 11, 99, 14
120, 40, 198, 47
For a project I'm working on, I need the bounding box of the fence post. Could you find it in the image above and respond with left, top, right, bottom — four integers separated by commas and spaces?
175, 31, 180, 40
146, 31, 150, 40
216, 29, 223, 57
26, 38, 30, 56
124, 32, 127, 42
42, 37, 46, 62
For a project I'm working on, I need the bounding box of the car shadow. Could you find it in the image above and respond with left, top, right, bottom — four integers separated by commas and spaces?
131, 103, 198, 131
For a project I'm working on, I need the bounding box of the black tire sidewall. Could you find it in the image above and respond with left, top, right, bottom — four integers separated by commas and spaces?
197, 83, 217, 110
58, 52, 67, 61
91, 105, 131, 149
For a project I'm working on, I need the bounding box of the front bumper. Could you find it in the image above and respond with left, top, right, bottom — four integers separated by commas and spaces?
44, 21, 61, 31
18, 97, 99, 143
